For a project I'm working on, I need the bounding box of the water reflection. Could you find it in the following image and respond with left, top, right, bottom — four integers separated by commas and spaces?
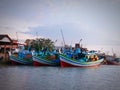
0, 65, 120, 90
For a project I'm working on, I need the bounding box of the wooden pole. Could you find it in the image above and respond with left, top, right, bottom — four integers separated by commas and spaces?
4, 44, 6, 61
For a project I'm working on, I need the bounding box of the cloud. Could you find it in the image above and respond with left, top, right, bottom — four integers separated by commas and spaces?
0, 16, 40, 42
0, 0, 55, 42
0, 0, 120, 55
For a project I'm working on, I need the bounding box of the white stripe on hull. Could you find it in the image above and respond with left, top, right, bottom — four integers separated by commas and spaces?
60, 55, 103, 67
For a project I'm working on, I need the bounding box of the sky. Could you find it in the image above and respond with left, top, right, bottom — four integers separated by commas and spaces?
0, 0, 120, 55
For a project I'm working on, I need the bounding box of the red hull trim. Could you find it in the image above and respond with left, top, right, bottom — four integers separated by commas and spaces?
60, 60, 100, 68
33, 61, 51, 66
11, 60, 33, 65
11, 61, 22, 65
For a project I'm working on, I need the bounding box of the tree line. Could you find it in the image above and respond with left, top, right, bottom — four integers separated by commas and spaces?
24, 38, 55, 52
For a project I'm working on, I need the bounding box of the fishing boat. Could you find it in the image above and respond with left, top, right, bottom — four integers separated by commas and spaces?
33, 55, 60, 66
107, 58, 120, 65
9, 45, 33, 65
9, 52, 33, 65
105, 55, 120, 65
33, 50, 60, 66
60, 54, 104, 67
59, 43, 104, 67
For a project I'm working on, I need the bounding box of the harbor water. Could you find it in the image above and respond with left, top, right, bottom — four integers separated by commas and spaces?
0, 65, 120, 90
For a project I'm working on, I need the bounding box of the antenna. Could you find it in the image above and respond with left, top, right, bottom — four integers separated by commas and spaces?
36, 32, 40, 51
112, 48, 114, 54
112, 48, 116, 57
54, 39, 57, 45
36, 32, 38, 39
61, 29, 65, 46
79, 39, 82, 43
16, 32, 19, 46
16, 32, 18, 41
79, 39, 82, 47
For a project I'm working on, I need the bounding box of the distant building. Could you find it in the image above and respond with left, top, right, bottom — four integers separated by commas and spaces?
0, 34, 12, 44
0, 34, 18, 53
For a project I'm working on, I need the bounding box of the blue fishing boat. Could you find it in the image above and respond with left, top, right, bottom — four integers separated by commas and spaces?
33, 49, 60, 66
9, 45, 33, 65
9, 52, 32, 65
60, 43, 104, 67
33, 55, 60, 66
60, 54, 104, 67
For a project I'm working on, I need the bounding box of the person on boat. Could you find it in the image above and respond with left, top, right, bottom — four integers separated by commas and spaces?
60, 47, 63, 53
86, 55, 92, 62
85, 55, 90, 62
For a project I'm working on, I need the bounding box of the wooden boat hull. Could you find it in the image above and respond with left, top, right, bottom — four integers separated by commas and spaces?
33, 56, 60, 66
106, 60, 120, 65
9, 55, 33, 65
60, 54, 104, 68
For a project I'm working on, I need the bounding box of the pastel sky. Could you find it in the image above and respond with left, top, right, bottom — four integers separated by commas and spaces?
0, 0, 120, 55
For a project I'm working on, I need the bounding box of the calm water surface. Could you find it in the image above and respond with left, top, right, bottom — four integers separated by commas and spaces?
0, 65, 120, 90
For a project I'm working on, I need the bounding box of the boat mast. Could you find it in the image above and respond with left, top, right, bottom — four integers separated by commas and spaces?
61, 29, 65, 47
36, 32, 40, 51
16, 32, 19, 46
